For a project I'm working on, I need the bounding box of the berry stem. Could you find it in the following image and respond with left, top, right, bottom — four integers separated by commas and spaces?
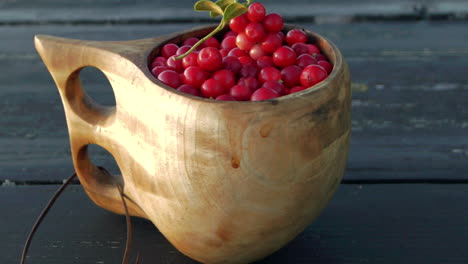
175, 22, 226, 60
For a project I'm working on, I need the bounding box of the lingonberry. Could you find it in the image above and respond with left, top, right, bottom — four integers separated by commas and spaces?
221, 36, 237, 50
281, 65, 302, 87
256, 56, 274, 68
286, 29, 308, 45
251, 87, 279, 101
238, 76, 260, 92
161, 43, 179, 58
239, 64, 259, 78
216, 94, 236, 101
289, 86, 307, 94
197, 47, 223, 72
166, 56, 184, 72
249, 44, 267, 60
258, 66, 281, 83
247, 3, 266, 22
262, 13, 283, 33
177, 84, 200, 96
229, 14, 249, 33
230, 84, 252, 101
262, 81, 287, 95
158, 70, 182, 88
236, 32, 254, 51
261, 33, 283, 53
213, 69, 236, 89
222, 56, 242, 75
245, 22, 266, 43
182, 66, 206, 88
291, 43, 309, 56
273, 46, 297, 68
300, 65, 328, 87
200, 78, 227, 98
151, 66, 169, 77
182, 52, 199, 68
296, 54, 317, 68
318, 60, 333, 74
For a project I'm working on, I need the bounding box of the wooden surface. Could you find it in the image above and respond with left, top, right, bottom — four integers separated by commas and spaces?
1, 0, 468, 263
2, 184, 468, 264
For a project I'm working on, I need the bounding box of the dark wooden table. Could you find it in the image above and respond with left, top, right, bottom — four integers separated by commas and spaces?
1, 1, 467, 263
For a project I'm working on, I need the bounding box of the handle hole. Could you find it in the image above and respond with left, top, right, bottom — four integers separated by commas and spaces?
78, 144, 124, 187
66, 66, 116, 125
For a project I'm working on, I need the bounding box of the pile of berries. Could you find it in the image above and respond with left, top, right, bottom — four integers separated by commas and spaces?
150, 2, 333, 101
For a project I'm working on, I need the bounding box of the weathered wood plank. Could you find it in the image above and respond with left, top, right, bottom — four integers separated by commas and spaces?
0, 23, 467, 182
2, 184, 467, 263
0, 0, 467, 24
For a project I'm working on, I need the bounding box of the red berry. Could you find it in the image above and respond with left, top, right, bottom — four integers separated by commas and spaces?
182, 66, 206, 88
296, 54, 318, 68
318, 60, 333, 74
151, 66, 169, 77
223, 56, 242, 75
158, 70, 182, 88
224, 31, 238, 38
247, 3, 266, 22
228, 47, 247, 57
262, 81, 287, 95
197, 47, 223, 72
177, 84, 200, 96
176, 45, 191, 56
251, 87, 279, 101
204, 37, 220, 49
183, 37, 199, 47
229, 14, 249, 33
182, 52, 199, 68
201, 78, 227, 98
238, 76, 260, 92
213, 69, 236, 89
259, 66, 281, 83
216, 94, 236, 101
245, 22, 266, 43
300, 65, 328, 87
281, 65, 302, 87
307, 44, 321, 54
239, 64, 259, 78
236, 32, 254, 51
221, 36, 237, 50
289, 86, 307, 94
166, 56, 183, 72
313, 53, 327, 62
291, 43, 309, 56
230, 84, 252, 101
249, 44, 267, 60
261, 33, 283, 53
256, 56, 274, 68
273, 46, 297, 68
286, 29, 308, 45
238, 56, 254, 66
262, 13, 284, 33
161, 43, 179, 58
220, 49, 229, 57
150, 56, 166, 69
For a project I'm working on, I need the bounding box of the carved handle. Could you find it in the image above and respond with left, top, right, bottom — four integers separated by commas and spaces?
34, 35, 147, 218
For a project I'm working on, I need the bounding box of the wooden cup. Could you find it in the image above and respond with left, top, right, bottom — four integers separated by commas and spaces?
34, 25, 351, 264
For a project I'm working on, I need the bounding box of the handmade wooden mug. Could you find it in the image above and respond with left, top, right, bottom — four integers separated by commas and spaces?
34, 25, 351, 264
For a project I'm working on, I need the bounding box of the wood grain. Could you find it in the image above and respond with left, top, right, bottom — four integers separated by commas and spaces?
3, 184, 467, 264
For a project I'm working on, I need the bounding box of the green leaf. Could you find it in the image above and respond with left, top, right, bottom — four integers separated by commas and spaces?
194, 0, 223, 17
215, 0, 235, 11
222, 3, 248, 23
